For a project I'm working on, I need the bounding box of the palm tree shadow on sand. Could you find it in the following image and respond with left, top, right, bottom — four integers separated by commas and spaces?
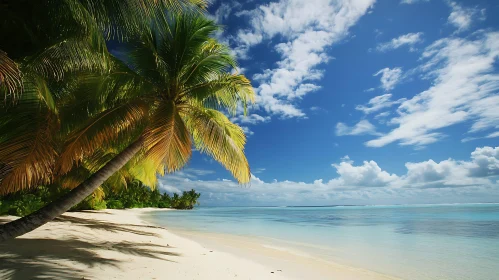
0, 216, 180, 280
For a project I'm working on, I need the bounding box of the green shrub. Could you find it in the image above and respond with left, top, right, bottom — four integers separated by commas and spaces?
106, 200, 124, 209
71, 196, 107, 211
0, 194, 45, 216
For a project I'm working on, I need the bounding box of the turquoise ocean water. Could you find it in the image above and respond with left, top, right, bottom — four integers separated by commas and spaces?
144, 204, 499, 280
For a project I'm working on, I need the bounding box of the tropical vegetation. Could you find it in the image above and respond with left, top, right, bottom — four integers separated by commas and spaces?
0, 0, 254, 241
0, 183, 201, 217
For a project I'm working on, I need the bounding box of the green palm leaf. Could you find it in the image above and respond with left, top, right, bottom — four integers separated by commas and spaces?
183, 105, 250, 183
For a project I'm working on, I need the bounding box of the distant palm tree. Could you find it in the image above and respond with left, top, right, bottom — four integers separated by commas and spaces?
171, 193, 181, 209
187, 189, 201, 208
0, 8, 254, 240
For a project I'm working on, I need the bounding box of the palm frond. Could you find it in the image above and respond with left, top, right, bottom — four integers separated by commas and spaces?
56, 165, 93, 189
0, 92, 58, 194
156, 14, 220, 85
186, 73, 255, 115
182, 39, 237, 85
104, 169, 131, 191
77, 0, 207, 40
57, 100, 148, 175
121, 32, 168, 86
183, 105, 250, 183
129, 158, 163, 188
143, 101, 192, 173
0, 50, 23, 103
24, 36, 110, 82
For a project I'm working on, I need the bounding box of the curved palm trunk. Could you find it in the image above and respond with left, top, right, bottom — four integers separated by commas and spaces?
0, 137, 144, 242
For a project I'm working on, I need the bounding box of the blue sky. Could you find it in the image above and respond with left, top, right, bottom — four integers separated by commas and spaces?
158, 0, 499, 206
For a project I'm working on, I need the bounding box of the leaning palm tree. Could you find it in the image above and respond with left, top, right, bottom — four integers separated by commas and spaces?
0, 14, 254, 241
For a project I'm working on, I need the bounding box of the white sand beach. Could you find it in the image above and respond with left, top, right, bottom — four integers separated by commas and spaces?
0, 209, 398, 280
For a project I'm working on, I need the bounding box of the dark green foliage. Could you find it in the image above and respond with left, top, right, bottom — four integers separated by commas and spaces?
0, 182, 201, 216
0, 186, 69, 216
105, 181, 200, 210
106, 200, 124, 209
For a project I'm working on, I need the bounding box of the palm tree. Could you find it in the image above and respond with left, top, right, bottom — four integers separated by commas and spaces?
171, 193, 181, 209
186, 189, 201, 209
0, 14, 254, 241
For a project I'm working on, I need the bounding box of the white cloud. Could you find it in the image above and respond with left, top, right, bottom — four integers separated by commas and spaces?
467, 146, 499, 177
462, 131, 499, 143
487, 131, 499, 139
404, 159, 469, 187
374, 67, 403, 91
241, 126, 254, 136
336, 120, 381, 136
158, 146, 499, 205
209, 1, 242, 24
401, 0, 429, 4
404, 146, 499, 187
231, 113, 271, 125
366, 32, 499, 148
375, 111, 390, 119
158, 182, 182, 194
233, 0, 375, 119
376, 32, 424, 52
447, 1, 484, 33
331, 159, 399, 188
253, 168, 266, 174
174, 168, 215, 179
356, 94, 406, 114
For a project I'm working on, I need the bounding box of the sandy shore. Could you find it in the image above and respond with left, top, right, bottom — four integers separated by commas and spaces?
0, 209, 398, 280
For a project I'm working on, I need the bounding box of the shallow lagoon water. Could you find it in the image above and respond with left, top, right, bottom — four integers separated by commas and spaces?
144, 204, 499, 280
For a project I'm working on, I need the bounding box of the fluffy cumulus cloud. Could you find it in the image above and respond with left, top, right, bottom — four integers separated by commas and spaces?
158, 146, 499, 205
331, 159, 399, 188
364, 32, 499, 148
404, 146, 499, 187
233, 0, 375, 118
376, 32, 424, 52
374, 67, 403, 91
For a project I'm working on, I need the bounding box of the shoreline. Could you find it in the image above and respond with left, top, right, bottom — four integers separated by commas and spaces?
166, 228, 400, 280
1, 209, 398, 279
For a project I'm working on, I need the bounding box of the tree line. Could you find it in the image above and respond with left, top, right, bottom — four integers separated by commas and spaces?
0, 183, 201, 217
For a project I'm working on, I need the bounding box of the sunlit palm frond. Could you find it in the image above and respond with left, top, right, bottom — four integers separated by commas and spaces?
143, 101, 192, 173
129, 157, 164, 188
183, 105, 250, 183
57, 100, 148, 175
104, 169, 131, 192
186, 73, 255, 115
182, 39, 237, 85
